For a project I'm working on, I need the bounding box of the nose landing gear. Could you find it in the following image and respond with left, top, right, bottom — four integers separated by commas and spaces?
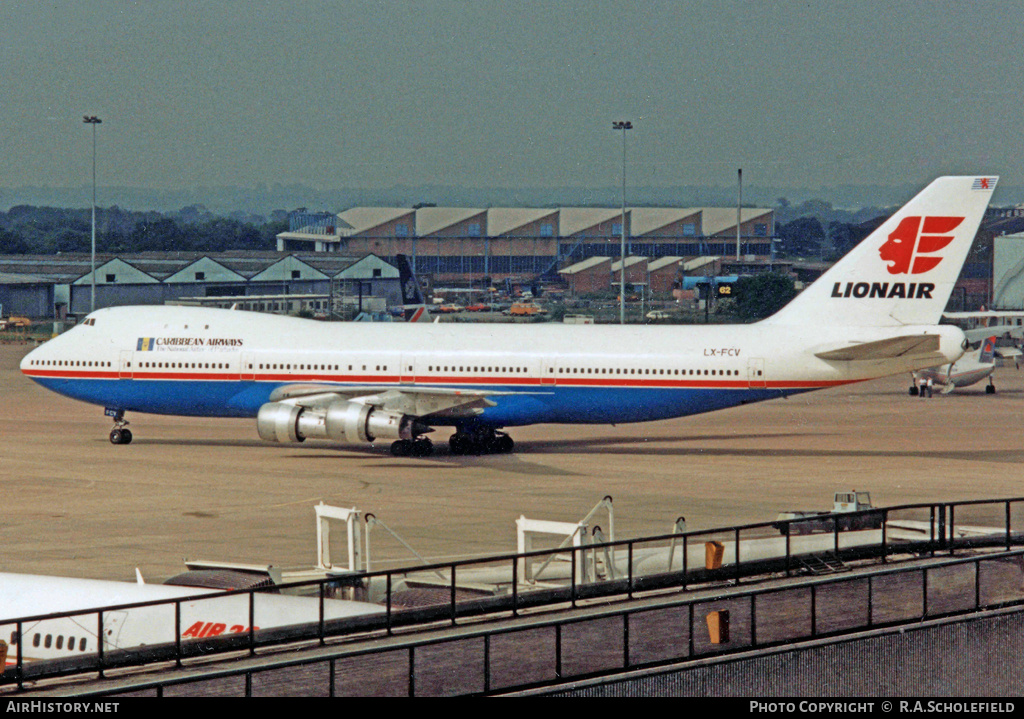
106, 409, 133, 445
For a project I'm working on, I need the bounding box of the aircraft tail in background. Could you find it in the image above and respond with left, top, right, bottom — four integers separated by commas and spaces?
979, 335, 998, 365
394, 254, 432, 323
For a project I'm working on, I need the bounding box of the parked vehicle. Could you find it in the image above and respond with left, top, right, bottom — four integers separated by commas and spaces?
504, 302, 546, 316
773, 492, 883, 535
0, 316, 31, 331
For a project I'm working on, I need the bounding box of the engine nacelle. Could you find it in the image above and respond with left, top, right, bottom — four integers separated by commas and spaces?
256, 402, 306, 443
256, 400, 416, 444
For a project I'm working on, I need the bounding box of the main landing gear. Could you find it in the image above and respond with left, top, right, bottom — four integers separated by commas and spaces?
448, 428, 514, 456
107, 409, 133, 445
389, 437, 434, 457
389, 428, 516, 457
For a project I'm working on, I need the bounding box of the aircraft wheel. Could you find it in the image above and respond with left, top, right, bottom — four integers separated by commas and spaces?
986, 384, 996, 394
496, 434, 514, 453
412, 438, 433, 457
909, 385, 919, 396
110, 428, 132, 445
390, 440, 411, 456
449, 433, 471, 455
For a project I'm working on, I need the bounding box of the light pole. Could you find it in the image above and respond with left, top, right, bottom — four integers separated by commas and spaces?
612, 120, 632, 324
83, 115, 102, 313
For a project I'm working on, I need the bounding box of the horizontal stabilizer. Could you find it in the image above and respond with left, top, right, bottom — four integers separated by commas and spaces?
815, 334, 941, 361
964, 325, 1024, 343
943, 311, 1024, 320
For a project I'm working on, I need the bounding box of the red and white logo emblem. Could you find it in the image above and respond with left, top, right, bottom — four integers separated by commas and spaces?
878, 216, 964, 275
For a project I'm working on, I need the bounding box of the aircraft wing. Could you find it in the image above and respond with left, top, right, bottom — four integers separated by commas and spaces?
267, 383, 510, 420
943, 311, 1024, 320
963, 325, 1024, 343
814, 334, 943, 362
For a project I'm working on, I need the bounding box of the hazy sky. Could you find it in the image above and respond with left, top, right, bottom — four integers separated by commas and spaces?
3, 0, 1022, 196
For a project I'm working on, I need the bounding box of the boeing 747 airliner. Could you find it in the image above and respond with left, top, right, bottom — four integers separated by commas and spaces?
20, 176, 997, 456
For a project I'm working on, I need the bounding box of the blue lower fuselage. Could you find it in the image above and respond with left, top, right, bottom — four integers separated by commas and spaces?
31, 375, 799, 427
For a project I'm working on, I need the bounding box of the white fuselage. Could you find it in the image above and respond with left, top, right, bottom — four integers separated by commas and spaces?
0, 571, 382, 664
20, 305, 966, 428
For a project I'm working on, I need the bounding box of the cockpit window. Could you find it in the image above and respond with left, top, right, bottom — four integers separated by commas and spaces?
82, 318, 96, 326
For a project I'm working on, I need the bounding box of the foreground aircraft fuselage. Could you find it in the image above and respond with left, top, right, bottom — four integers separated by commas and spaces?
0, 572, 382, 664
20, 176, 998, 456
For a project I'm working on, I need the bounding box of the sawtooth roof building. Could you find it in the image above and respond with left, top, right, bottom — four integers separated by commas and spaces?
277, 205, 775, 283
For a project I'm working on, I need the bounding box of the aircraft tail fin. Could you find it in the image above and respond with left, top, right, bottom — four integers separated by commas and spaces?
766, 176, 998, 327
979, 335, 998, 364
394, 254, 432, 323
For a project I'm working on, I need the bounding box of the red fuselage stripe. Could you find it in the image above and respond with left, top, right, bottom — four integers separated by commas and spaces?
22, 369, 850, 391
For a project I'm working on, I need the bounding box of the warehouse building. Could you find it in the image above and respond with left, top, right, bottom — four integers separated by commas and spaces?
0, 252, 403, 320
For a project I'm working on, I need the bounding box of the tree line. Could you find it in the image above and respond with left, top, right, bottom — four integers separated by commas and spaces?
0, 205, 286, 255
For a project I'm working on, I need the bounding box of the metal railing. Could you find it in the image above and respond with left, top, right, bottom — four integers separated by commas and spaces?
3, 496, 1024, 691
73, 548, 1024, 697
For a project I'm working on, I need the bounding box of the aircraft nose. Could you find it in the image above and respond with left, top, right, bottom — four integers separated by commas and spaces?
20, 342, 42, 373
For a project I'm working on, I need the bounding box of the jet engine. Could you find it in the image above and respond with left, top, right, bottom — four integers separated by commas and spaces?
256, 400, 419, 445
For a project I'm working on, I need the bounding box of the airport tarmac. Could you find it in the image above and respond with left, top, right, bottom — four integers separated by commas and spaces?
2, 340, 1024, 584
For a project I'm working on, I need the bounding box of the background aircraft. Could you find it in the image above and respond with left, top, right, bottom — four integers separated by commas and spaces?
396, 254, 432, 323
910, 336, 1001, 395
943, 310, 1024, 345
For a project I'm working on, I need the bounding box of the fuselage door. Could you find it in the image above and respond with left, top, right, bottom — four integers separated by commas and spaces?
400, 354, 416, 385
541, 357, 557, 386
100, 610, 129, 651
241, 352, 255, 381
747, 358, 766, 389
119, 351, 133, 379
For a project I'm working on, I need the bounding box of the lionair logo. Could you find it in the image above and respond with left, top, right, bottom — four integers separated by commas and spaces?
830, 215, 965, 300
879, 216, 964, 275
